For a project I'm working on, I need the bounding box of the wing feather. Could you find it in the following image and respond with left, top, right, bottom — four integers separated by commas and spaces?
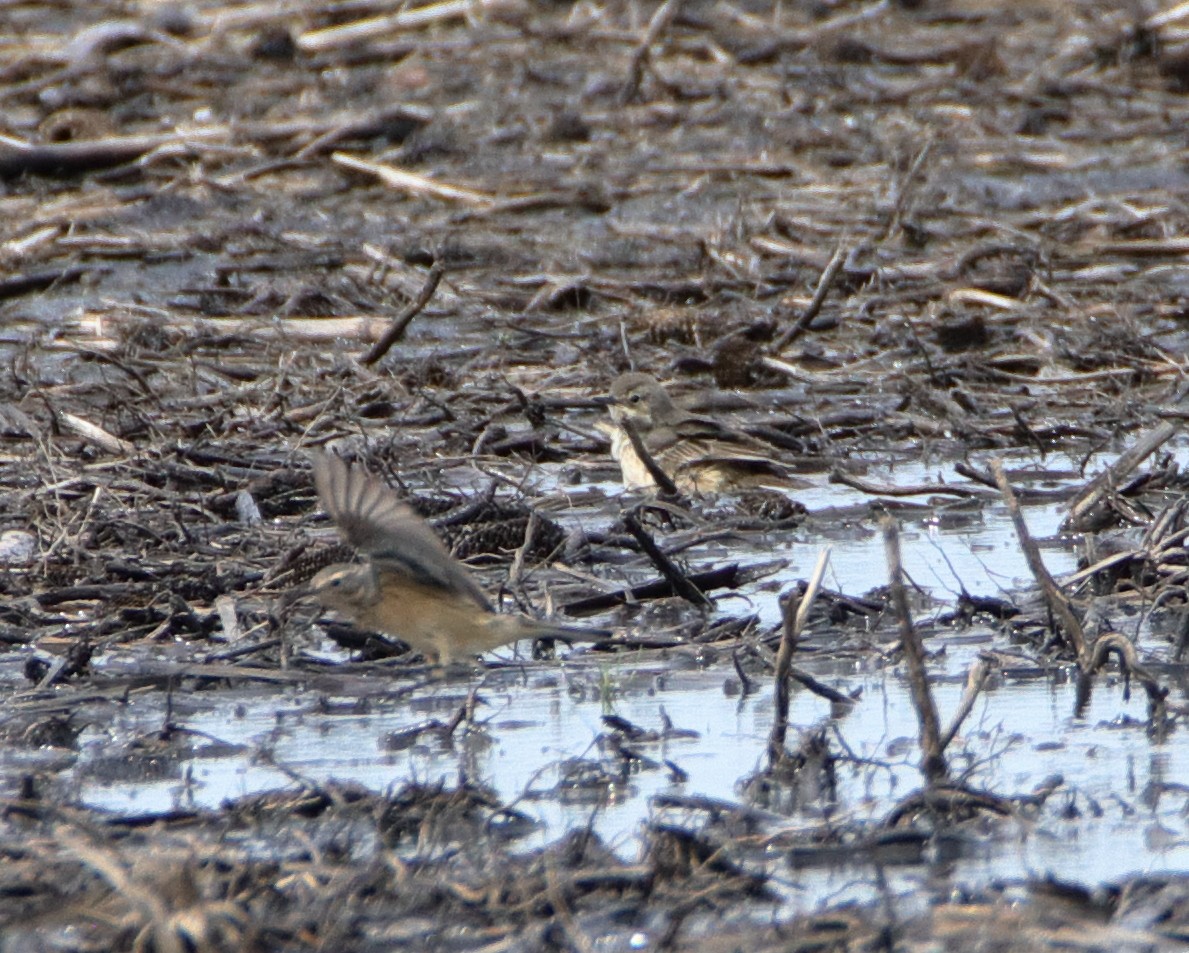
312, 453, 492, 611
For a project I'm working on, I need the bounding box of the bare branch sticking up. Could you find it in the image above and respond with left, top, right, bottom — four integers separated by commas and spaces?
882, 517, 947, 785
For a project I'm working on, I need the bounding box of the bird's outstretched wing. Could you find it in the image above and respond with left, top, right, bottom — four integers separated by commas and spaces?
311, 452, 492, 611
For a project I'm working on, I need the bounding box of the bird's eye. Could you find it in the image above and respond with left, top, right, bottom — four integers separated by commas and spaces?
629, 394, 642, 404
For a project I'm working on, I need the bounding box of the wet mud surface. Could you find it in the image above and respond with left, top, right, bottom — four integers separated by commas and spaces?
4, 0, 1189, 949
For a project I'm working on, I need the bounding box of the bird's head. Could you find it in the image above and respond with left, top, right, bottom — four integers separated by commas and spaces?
307, 564, 373, 615
608, 372, 675, 429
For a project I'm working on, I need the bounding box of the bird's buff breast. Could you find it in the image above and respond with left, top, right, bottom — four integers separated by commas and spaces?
604, 425, 658, 491
602, 423, 732, 493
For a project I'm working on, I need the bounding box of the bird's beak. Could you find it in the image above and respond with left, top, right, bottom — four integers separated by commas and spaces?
591, 395, 614, 407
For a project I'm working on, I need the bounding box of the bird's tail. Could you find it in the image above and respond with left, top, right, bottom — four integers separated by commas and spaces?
492, 615, 614, 646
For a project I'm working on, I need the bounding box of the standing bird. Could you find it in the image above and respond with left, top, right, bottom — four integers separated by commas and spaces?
306, 453, 606, 664
601, 372, 810, 494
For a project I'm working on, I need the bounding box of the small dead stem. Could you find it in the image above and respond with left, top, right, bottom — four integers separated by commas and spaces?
767, 549, 830, 767
1081, 631, 1169, 727
990, 459, 1088, 663
622, 505, 710, 608
882, 517, 947, 786
362, 261, 445, 365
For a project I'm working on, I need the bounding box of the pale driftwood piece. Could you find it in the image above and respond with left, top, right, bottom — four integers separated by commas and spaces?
946, 287, 1022, 309
2, 224, 60, 258
63, 314, 394, 345
768, 549, 830, 767
214, 595, 244, 643
1060, 549, 1144, 589
991, 459, 1088, 663
506, 512, 540, 588
939, 657, 992, 751
1090, 237, 1189, 256
1061, 421, 1178, 531
759, 355, 811, 381
331, 152, 495, 206
298, 0, 520, 52
1149, 1, 1189, 28
57, 412, 134, 455
882, 517, 947, 784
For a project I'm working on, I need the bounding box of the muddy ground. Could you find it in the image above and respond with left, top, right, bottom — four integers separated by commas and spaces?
3, 0, 1189, 950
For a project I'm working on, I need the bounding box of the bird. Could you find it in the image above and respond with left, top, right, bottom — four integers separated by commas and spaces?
600, 372, 810, 494
305, 452, 608, 664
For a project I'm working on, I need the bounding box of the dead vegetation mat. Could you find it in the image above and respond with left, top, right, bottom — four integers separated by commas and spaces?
4, 0, 1189, 948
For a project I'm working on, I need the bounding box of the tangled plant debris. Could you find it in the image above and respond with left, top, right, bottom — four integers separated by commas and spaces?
4, 0, 1189, 948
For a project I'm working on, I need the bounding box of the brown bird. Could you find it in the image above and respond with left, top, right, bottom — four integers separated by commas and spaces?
307, 453, 607, 664
601, 372, 810, 494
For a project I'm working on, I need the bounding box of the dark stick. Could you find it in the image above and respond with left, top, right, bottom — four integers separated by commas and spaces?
731, 649, 756, 696
767, 590, 799, 766
955, 460, 1072, 502
772, 242, 847, 352
621, 506, 711, 607
881, 518, 947, 785
560, 560, 784, 615
990, 459, 1088, 663
619, 418, 683, 498
828, 466, 990, 499
362, 262, 445, 365
788, 668, 855, 706
0, 133, 184, 178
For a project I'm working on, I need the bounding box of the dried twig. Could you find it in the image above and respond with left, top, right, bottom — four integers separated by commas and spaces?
939, 657, 992, 751
768, 549, 830, 766
771, 243, 847, 352
1061, 421, 1177, 532
619, 0, 686, 104
57, 411, 134, 455
990, 459, 1088, 662
362, 262, 445, 365
298, 0, 520, 51
332, 152, 496, 206
882, 517, 946, 785
621, 506, 711, 608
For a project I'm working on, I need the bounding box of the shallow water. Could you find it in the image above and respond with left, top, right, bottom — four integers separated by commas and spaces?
72, 647, 1185, 910
56, 454, 1189, 913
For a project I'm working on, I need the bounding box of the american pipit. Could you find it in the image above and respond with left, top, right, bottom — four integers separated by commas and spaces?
307, 453, 605, 664
601, 372, 810, 494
